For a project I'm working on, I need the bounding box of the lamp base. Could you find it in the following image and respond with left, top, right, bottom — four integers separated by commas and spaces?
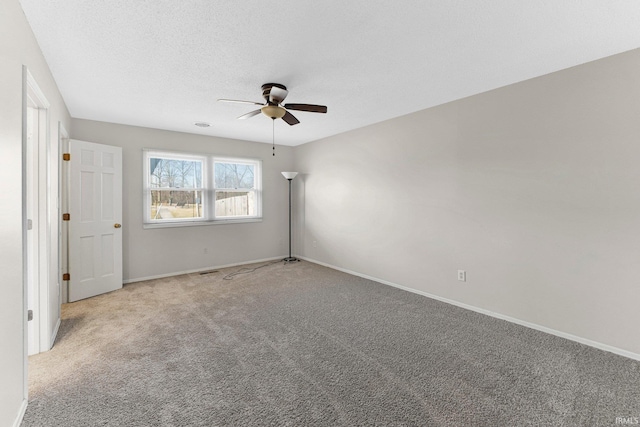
283, 257, 299, 263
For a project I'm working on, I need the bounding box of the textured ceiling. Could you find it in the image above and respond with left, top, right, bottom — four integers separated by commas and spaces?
18, 1, 640, 146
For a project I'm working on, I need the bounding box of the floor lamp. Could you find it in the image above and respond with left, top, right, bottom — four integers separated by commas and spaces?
281, 172, 298, 263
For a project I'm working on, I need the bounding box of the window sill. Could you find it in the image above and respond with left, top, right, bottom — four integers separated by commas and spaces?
143, 218, 263, 229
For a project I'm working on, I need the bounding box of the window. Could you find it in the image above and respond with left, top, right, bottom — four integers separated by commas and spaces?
144, 150, 261, 226
148, 153, 205, 221
214, 160, 258, 218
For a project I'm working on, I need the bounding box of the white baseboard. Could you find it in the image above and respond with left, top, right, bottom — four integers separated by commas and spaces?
123, 256, 287, 284
12, 399, 27, 427
297, 256, 640, 362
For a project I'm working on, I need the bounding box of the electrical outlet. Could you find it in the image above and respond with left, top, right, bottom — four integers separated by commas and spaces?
457, 270, 466, 282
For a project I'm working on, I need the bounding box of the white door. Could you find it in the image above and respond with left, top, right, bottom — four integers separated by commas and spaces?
68, 140, 123, 302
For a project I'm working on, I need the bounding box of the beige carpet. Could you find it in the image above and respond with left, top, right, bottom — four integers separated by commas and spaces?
23, 260, 640, 426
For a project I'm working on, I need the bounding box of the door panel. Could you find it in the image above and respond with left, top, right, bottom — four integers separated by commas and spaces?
69, 140, 122, 302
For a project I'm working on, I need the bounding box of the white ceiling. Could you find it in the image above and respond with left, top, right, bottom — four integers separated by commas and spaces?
18, 1, 640, 146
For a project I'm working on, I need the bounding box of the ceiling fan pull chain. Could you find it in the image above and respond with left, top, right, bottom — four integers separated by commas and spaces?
272, 118, 275, 156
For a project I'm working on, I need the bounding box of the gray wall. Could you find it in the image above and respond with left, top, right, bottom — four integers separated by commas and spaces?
0, 0, 71, 424
71, 119, 294, 282
294, 48, 640, 356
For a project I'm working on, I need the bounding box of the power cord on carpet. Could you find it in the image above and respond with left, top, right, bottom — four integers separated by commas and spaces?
222, 259, 296, 280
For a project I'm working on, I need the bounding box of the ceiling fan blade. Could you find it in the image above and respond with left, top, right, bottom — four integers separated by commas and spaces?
284, 103, 327, 113
237, 109, 262, 120
282, 111, 300, 126
218, 99, 264, 106
269, 86, 289, 104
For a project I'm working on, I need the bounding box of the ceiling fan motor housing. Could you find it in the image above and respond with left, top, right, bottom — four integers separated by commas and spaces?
262, 83, 289, 105
262, 83, 287, 103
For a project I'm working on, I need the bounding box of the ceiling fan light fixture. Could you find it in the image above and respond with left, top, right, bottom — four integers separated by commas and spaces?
261, 105, 286, 119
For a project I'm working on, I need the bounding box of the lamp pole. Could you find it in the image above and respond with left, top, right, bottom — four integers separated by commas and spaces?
281, 172, 298, 262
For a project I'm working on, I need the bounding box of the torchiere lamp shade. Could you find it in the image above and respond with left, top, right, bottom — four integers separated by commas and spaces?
281, 171, 298, 180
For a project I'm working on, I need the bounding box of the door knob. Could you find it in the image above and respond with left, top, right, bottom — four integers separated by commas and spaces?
114, 223, 122, 228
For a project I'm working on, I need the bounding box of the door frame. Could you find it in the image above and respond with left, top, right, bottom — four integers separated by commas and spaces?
61, 127, 70, 303
23, 67, 60, 358
25, 68, 49, 356
56, 123, 68, 316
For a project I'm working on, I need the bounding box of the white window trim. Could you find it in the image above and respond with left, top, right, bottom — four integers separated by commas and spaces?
143, 149, 262, 228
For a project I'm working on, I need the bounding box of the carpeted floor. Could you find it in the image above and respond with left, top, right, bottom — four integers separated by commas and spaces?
23, 260, 640, 426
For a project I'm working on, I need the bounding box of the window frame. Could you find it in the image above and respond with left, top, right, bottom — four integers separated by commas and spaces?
143, 149, 262, 228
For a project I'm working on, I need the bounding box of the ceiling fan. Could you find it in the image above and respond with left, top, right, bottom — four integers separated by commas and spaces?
218, 83, 327, 126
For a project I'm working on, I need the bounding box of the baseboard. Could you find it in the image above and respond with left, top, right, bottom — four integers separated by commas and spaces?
123, 256, 288, 284
12, 399, 27, 427
297, 256, 640, 362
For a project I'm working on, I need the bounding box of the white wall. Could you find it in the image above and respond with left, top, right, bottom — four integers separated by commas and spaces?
71, 119, 294, 282
0, 0, 71, 425
294, 48, 640, 356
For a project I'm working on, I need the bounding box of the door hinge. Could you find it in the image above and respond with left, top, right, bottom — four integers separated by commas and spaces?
63, 273, 70, 281
28, 310, 33, 322
63, 153, 71, 161
62, 213, 70, 221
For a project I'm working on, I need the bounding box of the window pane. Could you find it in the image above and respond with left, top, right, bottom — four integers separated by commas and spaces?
150, 190, 203, 220
214, 162, 255, 189
150, 158, 202, 189
215, 191, 256, 217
